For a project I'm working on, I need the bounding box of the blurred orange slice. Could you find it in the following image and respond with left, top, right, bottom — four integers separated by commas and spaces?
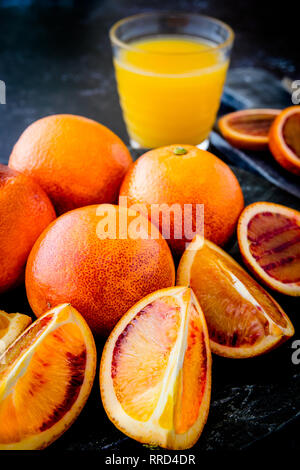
0, 303, 96, 450
238, 202, 300, 296
177, 236, 294, 358
100, 287, 211, 450
0, 311, 31, 354
218, 108, 280, 150
269, 106, 300, 175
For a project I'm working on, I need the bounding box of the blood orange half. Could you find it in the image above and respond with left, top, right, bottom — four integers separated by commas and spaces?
0, 304, 96, 450
269, 106, 300, 175
238, 202, 300, 296
177, 236, 294, 358
100, 287, 211, 450
218, 109, 281, 150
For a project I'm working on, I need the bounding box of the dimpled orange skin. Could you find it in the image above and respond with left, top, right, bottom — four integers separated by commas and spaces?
119, 145, 244, 257
9, 114, 133, 214
25, 205, 175, 336
0, 165, 56, 293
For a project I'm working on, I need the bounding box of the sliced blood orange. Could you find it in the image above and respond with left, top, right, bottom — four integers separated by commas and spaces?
218, 108, 281, 150
269, 106, 300, 175
177, 236, 294, 358
0, 303, 96, 450
238, 202, 300, 296
100, 287, 211, 450
0, 311, 32, 355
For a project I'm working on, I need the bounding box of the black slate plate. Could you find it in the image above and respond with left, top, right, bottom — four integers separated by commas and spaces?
1, 164, 299, 453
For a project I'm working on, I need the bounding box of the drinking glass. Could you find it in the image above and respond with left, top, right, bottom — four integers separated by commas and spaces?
110, 12, 234, 149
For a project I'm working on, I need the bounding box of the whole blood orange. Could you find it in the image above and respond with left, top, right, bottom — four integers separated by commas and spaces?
25, 205, 175, 336
9, 114, 133, 214
0, 304, 96, 450
177, 236, 294, 358
0, 164, 56, 293
269, 106, 300, 175
100, 287, 211, 449
238, 202, 300, 296
119, 144, 244, 257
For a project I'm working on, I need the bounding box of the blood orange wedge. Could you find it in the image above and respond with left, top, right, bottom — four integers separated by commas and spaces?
177, 236, 294, 358
269, 106, 300, 175
0, 311, 32, 355
0, 303, 96, 450
238, 202, 300, 296
218, 108, 280, 150
100, 287, 211, 450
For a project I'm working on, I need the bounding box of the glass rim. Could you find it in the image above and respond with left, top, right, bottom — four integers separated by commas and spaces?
109, 12, 234, 55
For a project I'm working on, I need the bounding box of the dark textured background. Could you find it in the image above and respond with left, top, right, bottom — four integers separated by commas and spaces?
0, 0, 299, 161
0, 0, 299, 456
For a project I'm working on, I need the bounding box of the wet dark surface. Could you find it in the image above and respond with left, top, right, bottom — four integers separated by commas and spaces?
1, 162, 299, 454
0, 0, 299, 454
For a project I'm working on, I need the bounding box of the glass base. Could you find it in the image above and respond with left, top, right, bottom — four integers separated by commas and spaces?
130, 136, 210, 151
196, 138, 209, 151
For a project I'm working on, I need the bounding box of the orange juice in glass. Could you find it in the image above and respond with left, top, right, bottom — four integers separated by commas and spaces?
110, 13, 234, 149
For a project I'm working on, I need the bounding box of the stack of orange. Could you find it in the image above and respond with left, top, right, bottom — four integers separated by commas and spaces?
0, 112, 297, 451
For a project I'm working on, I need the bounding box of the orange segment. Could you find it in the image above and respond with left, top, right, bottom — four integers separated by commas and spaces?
177, 236, 294, 358
269, 106, 300, 175
238, 202, 300, 296
174, 303, 208, 434
112, 296, 181, 422
100, 287, 211, 450
218, 109, 280, 150
0, 311, 32, 354
0, 304, 96, 450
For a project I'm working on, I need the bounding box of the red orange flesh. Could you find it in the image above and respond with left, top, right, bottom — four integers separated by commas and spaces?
100, 287, 211, 449
177, 236, 294, 358
238, 202, 300, 296
0, 304, 96, 450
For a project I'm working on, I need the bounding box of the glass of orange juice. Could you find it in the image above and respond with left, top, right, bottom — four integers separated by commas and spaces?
109, 12, 234, 149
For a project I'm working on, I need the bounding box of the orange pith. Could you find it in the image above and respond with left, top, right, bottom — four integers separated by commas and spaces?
218, 109, 280, 150
269, 106, 300, 175
177, 237, 294, 358
100, 287, 211, 449
0, 304, 96, 450
238, 202, 300, 296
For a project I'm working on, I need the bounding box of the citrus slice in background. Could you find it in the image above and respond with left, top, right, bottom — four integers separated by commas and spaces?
218, 108, 280, 150
177, 236, 294, 358
0, 304, 96, 450
100, 287, 211, 450
0, 311, 32, 355
269, 105, 300, 175
238, 202, 300, 296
